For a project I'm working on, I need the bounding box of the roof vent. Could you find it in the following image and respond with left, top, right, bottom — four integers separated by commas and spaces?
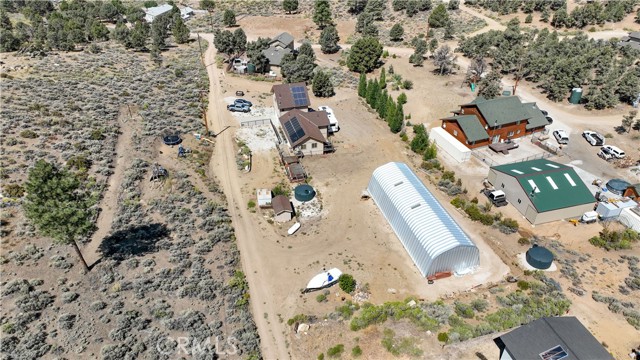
410, 203, 421, 210
394, 181, 404, 187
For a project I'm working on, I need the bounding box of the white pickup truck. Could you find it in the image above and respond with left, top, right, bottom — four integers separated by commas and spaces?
318, 106, 340, 133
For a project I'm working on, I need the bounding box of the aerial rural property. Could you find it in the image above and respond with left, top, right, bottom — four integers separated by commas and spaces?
1, 0, 639, 359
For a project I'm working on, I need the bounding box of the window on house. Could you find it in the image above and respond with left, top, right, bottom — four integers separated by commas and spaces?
508, 131, 514, 137
311, 143, 318, 149
301, 144, 307, 150
517, 130, 521, 134
453, 130, 458, 136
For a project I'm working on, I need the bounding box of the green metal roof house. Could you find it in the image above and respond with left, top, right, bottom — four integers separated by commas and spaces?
488, 159, 596, 225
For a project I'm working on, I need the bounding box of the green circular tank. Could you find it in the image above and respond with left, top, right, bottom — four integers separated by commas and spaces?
569, 88, 582, 104
294, 184, 315, 202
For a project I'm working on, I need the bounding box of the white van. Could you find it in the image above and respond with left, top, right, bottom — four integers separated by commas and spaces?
601, 145, 625, 159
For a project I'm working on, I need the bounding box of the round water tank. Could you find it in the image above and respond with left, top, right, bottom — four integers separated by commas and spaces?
294, 184, 316, 202
606, 179, 630, 195
526, 245, 554, 270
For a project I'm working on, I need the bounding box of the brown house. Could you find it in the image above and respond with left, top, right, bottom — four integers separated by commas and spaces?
441, 96, 549, 149
271, 82, 310, 116
279, 109, 331, 156
623, 183, 640, 200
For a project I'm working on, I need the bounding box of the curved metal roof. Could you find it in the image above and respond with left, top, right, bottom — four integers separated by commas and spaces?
367, 162, 479, 277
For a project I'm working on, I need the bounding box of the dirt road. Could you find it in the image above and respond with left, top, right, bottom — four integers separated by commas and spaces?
200, 34, 290, 360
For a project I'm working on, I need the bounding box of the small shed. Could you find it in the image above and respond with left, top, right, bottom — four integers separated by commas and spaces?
272, 195, 293, 222
257, 189, 272, 208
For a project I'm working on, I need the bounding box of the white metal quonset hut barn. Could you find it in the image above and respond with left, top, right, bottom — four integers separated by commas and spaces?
367, 162, 480, 277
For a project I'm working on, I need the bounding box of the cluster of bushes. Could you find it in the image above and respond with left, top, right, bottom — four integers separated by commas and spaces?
438, 170, 464, 196
409, 124, 438, 161
350, 300, 440, 331
592, 291, 640, 329
466, 0, 637, 28
357, 69, 406, 133
589, 228, 639, 250
457, 20, 640, 107
338, 273, 357, 293
450, 196, 519, 234
381, 328, 423, 357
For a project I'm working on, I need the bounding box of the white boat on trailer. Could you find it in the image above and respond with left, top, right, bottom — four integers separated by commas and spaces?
303, 268, 342, 293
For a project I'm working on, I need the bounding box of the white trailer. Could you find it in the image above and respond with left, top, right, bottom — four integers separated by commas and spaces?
318, 106, 339, 133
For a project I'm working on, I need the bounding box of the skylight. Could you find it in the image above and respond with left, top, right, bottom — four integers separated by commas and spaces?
531, 167, 542, 171
512, 169, 524, 174
527, 180, 540, 193
564, 173, 576, 186
539, 345, 568, 360
546, 163, 560, 168
546, 176, 558, 190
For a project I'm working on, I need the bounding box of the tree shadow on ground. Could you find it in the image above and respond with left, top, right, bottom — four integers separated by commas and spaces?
98, 223, 170, 261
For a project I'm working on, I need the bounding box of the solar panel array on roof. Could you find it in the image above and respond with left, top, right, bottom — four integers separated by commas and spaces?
284, 117, 306, 143
539, 345, 568, 360
291, 86, 308, 107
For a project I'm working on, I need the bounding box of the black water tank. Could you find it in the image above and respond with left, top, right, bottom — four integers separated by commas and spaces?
526, 245, 554, 270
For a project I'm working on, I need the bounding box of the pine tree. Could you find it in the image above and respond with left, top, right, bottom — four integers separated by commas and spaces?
283, 0, 299, 14
313, 0, 333, 29
358, 73, 367, 97
298, 41, 316, 61
389, 23, 404, 42
172, 14, 190, 44
406, 0, 418, 17
366, 78, 380, 108
428, 3, 450, 28
379, 67, 386, 89
24, 160, 96, 273
319, 25, 340, 54
223, 9, 236, 27
389, 102, 403, 133
312, 70, 334, 97
377, 90, 388, 118
385, 97, 396, 124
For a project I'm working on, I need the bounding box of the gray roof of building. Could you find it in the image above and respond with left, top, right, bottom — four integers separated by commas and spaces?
442, 115, 489, 142
270, 32, 294, 48
262, 47, 292, 66
497, 317, 613, 360
145, 4, 173, 17
523, 102, 550, 129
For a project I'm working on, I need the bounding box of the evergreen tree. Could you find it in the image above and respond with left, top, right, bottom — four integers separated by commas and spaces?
200, 0, 215, 11
0, 10, 11, 30
423, 141, 437, 160
347, 36, 383, 73
347, 0, 368, 14
24, 160, 96, 272
392, 0, 406, 12
406, 1, 418, 17
283, 0, 299, 14
433, 45, 456, 75
389, 23, 404, 41
363, 0, 385, 20
358, 73, 367, 97
541, 8, 550, 22
385, 96, 396, 124
376, 89, 388, 118
366, 78, 380, 108
429, 4, 450, 28
444, 22, 454, 40
418, 0, 432, 11
477, 71, 502, 99
447, 0, 459, 10
379, 67, 386, 89
363, 23, 379, 38
313, 0, 333, 29
525, 14, 533, 23
128, 20, 149, 50
389, 102, 403, 133
621, 110, 637, 132
319, 25, 340, 54
150, 44, 162, 66
410, 124, 430, 154
312, 70, 334, 97
297, 41, 316, 61
282, 54, 316, 83
172, 14, 190, 44
223, 9, 236, 27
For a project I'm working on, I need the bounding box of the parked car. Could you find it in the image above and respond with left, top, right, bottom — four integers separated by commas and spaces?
582, 130, 605, 146
599, 145, 625, 159
227, 104, 250, 113
553, 129, 569, 144
580, 211, 598, 224
234, 99, 252, 107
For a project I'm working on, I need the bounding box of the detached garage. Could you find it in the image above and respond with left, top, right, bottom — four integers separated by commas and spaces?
367, 162, 480, 277
488, 159, 595, 225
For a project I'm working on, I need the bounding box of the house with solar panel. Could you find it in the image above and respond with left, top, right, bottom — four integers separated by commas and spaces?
278, 109, 334, 156
488, 159, 595, 225
494, 316, 613, 360
441, 96, 549, 149
271, 82, 311, 116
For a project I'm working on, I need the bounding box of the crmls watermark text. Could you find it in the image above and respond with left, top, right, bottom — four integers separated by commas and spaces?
156, 336, 238, 356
